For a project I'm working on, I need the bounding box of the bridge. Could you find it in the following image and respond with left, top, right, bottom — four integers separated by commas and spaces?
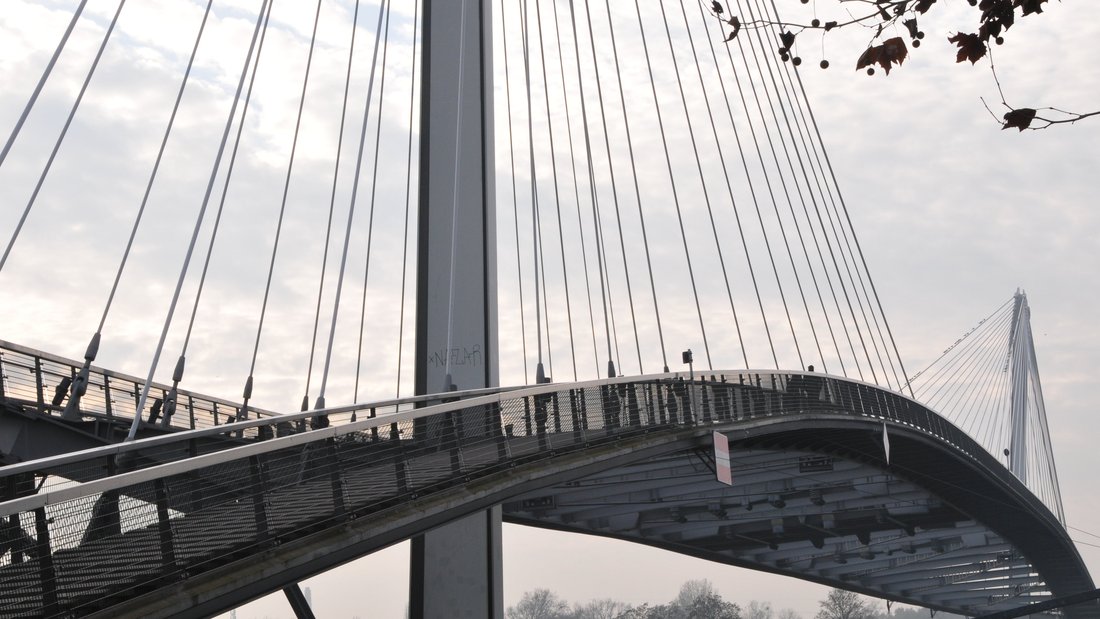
0, 0, 1093, 618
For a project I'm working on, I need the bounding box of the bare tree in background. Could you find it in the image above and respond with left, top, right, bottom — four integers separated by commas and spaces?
572, 598, 634, 619
748, 600, 775, 619
814, 589, 879, 619
508, 588, 571, 619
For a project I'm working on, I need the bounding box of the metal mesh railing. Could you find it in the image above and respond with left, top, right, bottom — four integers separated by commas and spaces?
0, 340, 281, 433
0, 340, 520, 497
0, 370, 1066, 617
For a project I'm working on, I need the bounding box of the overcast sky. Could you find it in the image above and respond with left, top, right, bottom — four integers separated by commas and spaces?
1, 1, 1098, 617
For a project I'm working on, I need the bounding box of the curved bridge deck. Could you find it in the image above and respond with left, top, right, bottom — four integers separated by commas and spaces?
0, 366, 1092, 618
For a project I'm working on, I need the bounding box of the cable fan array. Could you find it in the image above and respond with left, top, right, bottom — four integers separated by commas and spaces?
0, 0, 422, 414
0, 0, 910, 419
494, 0, 909, 390
907, 292, 1064, 524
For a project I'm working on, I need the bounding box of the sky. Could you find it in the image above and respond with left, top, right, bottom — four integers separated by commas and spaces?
0, 0, 1098, 618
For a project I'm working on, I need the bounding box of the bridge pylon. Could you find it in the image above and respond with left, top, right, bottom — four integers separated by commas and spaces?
1006, 290, 1065, 524
409, 0, 502, 617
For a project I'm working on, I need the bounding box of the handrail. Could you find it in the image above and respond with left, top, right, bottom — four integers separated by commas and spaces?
0, 371, 1012, 512
0, 367, 834, 480
0, 338, 281, 418
0, 360, 1067, 529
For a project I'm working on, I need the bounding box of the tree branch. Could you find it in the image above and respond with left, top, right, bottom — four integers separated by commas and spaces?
702, 0, 1096, 131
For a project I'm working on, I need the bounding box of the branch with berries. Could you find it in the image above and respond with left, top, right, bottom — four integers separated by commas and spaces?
702, 0, 1096, 131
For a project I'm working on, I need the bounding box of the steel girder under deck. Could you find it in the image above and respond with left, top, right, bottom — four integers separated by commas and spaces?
504, 428, 1052, 615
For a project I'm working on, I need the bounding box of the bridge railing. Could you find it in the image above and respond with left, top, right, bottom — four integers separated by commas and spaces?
0, 368, 1026, 505
0, 339, 514, 452
0, 371, 1064, 616
0, 339, 283, 433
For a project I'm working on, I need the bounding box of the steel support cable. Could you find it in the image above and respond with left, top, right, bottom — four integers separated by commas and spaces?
42, 1, 126, 420
696, 11, 821, 376
441, 0, 470, 390
567, 0, 626, 377
938, 315, 1015, 430
769, 1, 913, 396
920, 308, 1012, 411
904, 297, 1011, 392
926, 321, 1010, 436
555, 2, 634, 378
558, 4, 620, 376
1004, 318, 1030, 474
53, 0, 206, 424
937, 312, 1015, 419
498, 0, 530, 381
95, 1, 213, 338
654, 0, 751, 372
984, 352, 1012, 455
549, 0, 610, 378
537, 198, 557, 380
532, 183, 558, 378
592, 183, 623, 373
354, 0, 393, 402
307, 0, 362, 406
64, 0, 213, 420
180, 0, 276, 412
628, 0, 713, 369
1, 0, 124, 276
1029, 366, 1058, 510
533, 0, 579, 381
727, 0, 869, 381
735, 0, 878, 383
1027, 368, 1058, 511
521, 0, 546, 383
943, 324, 1013, 429
566, 2, 616, 377
745, 0, 896, 387
126, 0, 268, 441
685, 2, 833, 374
395, 0, 421, 398
693, 7, 829, 374
1026, 373, 1052, 503
771, 52, 905, 390
687, 0, 810, 371
246, 0, 326, 411
1026, 379, 1051, 503
316, 0, 389, 406
913, 305, 1012, 401
555, 0, 618, 378
1028, 339, 1065, 521
0, 0, 86, 172
913, 310, 1011, 404
702, 10, 856, 378
973, 336, 1013, 453
987, 356, 1014, 464
584, 0, 668, 371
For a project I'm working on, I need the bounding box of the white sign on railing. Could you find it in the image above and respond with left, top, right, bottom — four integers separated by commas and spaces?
713, 431, 732, 486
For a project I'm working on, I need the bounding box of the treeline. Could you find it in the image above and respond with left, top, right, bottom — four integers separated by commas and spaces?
507, 580, 778, 619
507, 583, 966, 619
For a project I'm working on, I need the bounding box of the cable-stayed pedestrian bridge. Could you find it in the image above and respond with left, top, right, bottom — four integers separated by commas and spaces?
0, 0, 1093, 617
0, 332, 1091, 618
